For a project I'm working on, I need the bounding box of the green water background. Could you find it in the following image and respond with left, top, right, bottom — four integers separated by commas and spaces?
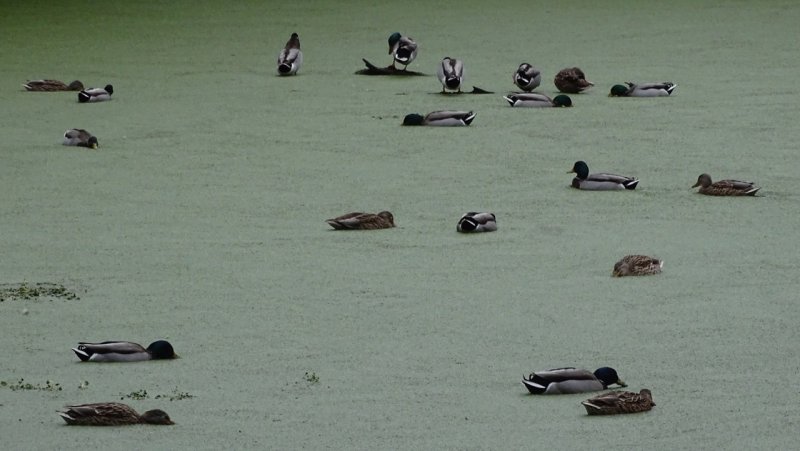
1, 1, 799, 449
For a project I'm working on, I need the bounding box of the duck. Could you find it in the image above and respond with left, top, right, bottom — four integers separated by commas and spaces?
326, 211, 395, 230
457, 212, 497, 233
691, 173, 760, 196
78, 84, 113, 102
522, 367, 627, 395
402, 110, 476, 126
503, 93, 572, 108
58, 402, 174, 426
554, 67, 593, 93
23, 79, 84, 91
71, 340, 178, 362
613, 255, 663, 277
513, 63, 541, 92
277, 32, 303, 76
388, 32, 418, 70
610, 82, 676, 97
582, 389, 656, 415
437, 57, 464, 93
63, 129, 98, 149
569, 160, 639, 190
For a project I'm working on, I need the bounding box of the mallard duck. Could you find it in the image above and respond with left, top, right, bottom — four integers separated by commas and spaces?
23, 79, 84, 91
63, 129, 98, 149
582, 389, 655, 415
58, 402, 174, 426
554, 67, 593, 93
613, 255, 663, 277
503, 93, 572, 108
569, 160, 639, 190
326, 211, 395, 230
457, 212, 497, 233
692, 173, 760, 196
78, 84, 113, 103
71, 340, 178, 362
522, 367, 627, 395
437, 57, 464, 93
277, 32, 303, 76
388, 32, 418, 70
610, 82, 676, 97
513, 63, 541, 92
402, 110, 475, 126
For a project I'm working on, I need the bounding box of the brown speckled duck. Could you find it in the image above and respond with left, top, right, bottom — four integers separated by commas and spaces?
612, 255, 663, 277
326, 211, 395, 230
582, 389, 656, 415
58, 402, 174, 426
554, 67, 593, 93
23, 79, 84, 91
692, 174, 760, 196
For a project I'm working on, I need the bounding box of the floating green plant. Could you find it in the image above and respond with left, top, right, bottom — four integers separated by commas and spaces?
0, 378, 62, 391
304, 371, 320, 385
0, 282, 80, 302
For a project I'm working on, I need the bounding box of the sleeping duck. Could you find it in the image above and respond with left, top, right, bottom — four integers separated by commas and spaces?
523, 367, 627, 394
78, 84, 113, 102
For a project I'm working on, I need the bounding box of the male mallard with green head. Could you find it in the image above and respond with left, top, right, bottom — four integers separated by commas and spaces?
63, 129, 98, 149
72, 340, 178, 362
23, 79, 84, 91
554, 67, 593, 93
569, 160, 638, 190
522, 367, 627, 395
388, 32, 418, 70
513, 63, 541, 92
277, 32, 303, 76
58, 403, 174, 426
610, 82, 676, 97
691, 173, 760, 196
582, 389, 655, 415
613, 255, 663, 277
503, 93, 572, 108
402, 110, 475, 126
326, 211, 395, 230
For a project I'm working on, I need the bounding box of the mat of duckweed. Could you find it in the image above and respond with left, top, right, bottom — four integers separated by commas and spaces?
2, 1, 799, 449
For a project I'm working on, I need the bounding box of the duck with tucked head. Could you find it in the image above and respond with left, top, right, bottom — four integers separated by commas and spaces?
582, 389, 656, 415
613, 255, 663, 277
554, 67, 593, 93
457, 212, 497, 233
403, 110, 475, 126
503, 93, 572, 108
277, 32, 303, 76
72, 340, 178, 362
691, 173, 760, 196
58, 402, 174, 426
63, 129, 98, 149
513, 63, 541, 92
610, 82, 676, 97
23, 79, 84, 91
326, 211, 395, 230
437, 57, 464, 93
523, 367, 627, 394
78, 84, 113, 102
388, 32, 418, 70
569, 160, 639, 190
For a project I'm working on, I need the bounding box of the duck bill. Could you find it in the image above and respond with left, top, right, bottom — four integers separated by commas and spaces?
616, 379, 627, 387
691, 182, 700, 188
91, 143, 98, 149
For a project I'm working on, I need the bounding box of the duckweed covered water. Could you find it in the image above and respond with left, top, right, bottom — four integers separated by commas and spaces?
2, 1, 800, 449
